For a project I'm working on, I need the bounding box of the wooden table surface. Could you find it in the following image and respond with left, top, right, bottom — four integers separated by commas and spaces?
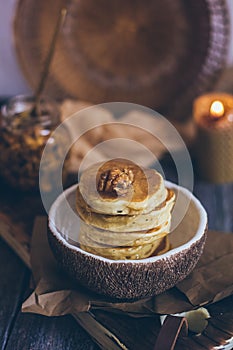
0, 155, 233, 350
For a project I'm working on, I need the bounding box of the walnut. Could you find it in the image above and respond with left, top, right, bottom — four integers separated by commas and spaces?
98, 167, 134, 196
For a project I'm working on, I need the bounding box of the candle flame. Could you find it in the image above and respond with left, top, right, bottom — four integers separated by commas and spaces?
209, 100, 225, 119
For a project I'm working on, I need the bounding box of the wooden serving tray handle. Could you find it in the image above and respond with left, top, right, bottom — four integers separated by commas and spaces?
154, 315, 188, 350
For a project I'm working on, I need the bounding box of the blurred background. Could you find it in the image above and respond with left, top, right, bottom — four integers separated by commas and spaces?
0, 0, 232, 121
0, 0, 232, 93
1, 0, 233, 186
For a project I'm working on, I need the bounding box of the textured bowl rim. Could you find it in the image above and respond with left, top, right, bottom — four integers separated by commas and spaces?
48, 181, 207, 264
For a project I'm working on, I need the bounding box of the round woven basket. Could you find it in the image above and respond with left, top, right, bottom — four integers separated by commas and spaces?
14, 0, 229, 120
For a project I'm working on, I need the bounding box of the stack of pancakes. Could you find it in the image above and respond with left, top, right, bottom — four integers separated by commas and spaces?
76, 159, 175, 260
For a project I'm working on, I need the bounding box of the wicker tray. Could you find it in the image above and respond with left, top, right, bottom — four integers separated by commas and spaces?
14, 0, 229, 120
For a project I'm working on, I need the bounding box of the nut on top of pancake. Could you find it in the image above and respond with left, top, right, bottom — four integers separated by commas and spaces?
98, 166, 134, 197
78, 158, 167, 215
95, 158, 156, 200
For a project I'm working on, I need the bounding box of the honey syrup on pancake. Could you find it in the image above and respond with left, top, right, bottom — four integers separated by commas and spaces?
96, 158, 160, 202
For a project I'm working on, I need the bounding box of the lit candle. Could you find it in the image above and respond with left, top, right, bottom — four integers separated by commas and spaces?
193, 93, 233, 183
209, 100, 224, 119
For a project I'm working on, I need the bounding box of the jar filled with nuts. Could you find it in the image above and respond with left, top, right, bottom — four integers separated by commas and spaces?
0, 95, 70, 192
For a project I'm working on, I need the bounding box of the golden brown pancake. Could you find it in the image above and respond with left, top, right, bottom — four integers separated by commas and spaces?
80, 234, 170, 260
76, 186, 175, 232
79, 219, 170, 247
78, 159, 167, 215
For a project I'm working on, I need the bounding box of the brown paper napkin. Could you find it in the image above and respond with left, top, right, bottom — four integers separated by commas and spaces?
177, 231, 233, 306
22, 217, 233, 318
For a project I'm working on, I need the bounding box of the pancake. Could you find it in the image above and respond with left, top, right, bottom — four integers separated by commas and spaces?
78, 159, 167, 215
76, 186, 175, 232
76, 159, 175, 260
79, 219, 171, 247
80, 233, 170, 260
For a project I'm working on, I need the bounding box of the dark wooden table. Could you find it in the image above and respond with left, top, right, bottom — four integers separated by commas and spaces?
0, 156, 233, 350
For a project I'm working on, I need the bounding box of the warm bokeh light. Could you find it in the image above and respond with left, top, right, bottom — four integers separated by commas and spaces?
209, 100, 225, 119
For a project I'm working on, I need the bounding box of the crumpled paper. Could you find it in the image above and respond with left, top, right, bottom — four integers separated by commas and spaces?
22, 217, 233, 317
60, 99, 196, 172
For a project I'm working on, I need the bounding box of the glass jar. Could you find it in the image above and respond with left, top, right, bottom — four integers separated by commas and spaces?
0, 95, 70, 192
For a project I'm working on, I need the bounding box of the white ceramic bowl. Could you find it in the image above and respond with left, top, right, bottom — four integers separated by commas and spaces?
48, 181, 207, 300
